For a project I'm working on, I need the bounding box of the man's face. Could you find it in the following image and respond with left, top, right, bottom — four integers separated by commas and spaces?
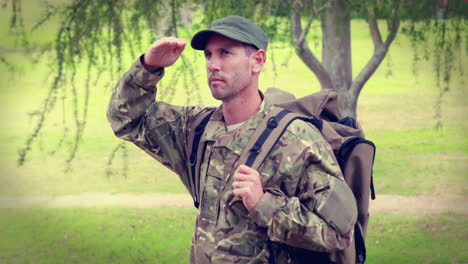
204, 34, 255, 102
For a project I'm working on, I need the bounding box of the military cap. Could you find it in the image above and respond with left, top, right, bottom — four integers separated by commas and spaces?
191, 15, 268, 51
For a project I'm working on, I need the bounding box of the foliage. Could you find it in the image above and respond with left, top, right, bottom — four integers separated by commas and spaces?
399, 1, 467, 129
5, 0, 202, 170
3, 0, 467, 168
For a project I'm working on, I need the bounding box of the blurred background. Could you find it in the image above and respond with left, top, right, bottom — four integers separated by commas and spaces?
0, 0, 467, 263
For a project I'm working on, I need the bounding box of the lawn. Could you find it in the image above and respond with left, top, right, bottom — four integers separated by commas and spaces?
0, 207, 196, 264
1, 208, 466, 264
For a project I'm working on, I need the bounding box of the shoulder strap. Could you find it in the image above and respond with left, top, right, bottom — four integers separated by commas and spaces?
187, 108, 215, 208
237, 108, 322, 171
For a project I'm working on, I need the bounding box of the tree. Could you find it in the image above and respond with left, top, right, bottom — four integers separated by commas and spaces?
5, 0, 467, 167
201, 0, 467, 118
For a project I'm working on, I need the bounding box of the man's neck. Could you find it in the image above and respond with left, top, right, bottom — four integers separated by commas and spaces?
222, 87, 262, 126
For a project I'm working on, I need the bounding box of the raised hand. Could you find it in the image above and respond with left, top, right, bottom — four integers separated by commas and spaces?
143, 37, 187, 69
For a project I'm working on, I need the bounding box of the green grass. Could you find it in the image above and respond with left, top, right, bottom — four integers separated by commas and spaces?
1, 208, 466, 264
0, 207, 197, 264
370, 125, 468, 195
367, 213, 468, 264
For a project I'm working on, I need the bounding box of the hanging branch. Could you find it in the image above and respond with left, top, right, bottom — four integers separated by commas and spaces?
13, 0, 205, 170
9, 0, 29, 49
401, 1, 467, 130
105, 141, 128, 178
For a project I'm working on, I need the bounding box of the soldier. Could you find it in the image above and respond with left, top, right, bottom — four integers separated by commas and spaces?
108, 16, 357, 264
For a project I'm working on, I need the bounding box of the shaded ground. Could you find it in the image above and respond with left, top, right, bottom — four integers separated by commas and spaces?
0, 193, 466, 214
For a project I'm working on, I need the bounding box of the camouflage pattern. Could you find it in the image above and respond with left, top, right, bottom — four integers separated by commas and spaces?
107, 57, 357, 264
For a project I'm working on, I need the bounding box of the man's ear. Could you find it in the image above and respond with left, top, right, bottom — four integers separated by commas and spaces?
251, 49, 266, 74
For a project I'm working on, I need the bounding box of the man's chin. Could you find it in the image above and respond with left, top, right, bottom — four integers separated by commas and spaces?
210, 86, 225, 100
210, 85, 243, 103
211, 92, 224, 101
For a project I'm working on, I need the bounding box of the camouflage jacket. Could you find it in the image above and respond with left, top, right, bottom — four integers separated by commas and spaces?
107, 58, 357, 264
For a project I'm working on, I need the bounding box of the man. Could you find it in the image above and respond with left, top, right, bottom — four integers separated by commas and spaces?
108, 16, 357, 264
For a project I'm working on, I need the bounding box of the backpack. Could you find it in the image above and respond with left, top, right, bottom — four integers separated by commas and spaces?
186, 88, 376, 264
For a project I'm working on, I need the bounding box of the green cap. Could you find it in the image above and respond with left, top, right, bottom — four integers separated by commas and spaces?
191, 16, 268, 51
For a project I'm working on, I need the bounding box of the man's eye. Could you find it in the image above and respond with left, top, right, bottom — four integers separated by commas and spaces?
204, 52, 211, 59
221, 50, 230, 55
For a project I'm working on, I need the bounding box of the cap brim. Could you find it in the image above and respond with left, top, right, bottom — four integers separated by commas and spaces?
191, 29, 255, 50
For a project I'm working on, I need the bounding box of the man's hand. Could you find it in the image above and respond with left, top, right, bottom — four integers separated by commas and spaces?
232, 165, 264, 212
143, 37, 187, 69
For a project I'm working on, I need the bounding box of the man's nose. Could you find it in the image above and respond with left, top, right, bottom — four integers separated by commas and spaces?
207, 57, 220, 72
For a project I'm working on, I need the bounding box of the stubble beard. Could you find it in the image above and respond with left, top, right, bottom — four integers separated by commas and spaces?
209, 72, 251, 103
211, 82, 249, 104
210, 83, 235, 102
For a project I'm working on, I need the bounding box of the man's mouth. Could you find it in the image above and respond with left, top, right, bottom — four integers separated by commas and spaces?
209, 76, 224, 84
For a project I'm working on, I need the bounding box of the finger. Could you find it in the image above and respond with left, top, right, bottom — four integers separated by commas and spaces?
232, 187, 248, 200
176, 39, 187, 46
168, 42, 186, 55
232, 180, 251, 189
177, 43, 187, 53
152, 36, 181, 43
233, 187, 242, 198
234, 165, 256, 178
234, 170, 260, 181
174, 42, 186, 54
237, 164, 259, 174
232, 180, 242, 189
150, 38, 186, 51
232, 180, 239, 189
151, 42, 178, 53
161, 39, 186, 49
233, 173, 256, 182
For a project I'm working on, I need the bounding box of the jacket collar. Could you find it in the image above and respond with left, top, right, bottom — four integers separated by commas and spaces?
202, 90, 273, 155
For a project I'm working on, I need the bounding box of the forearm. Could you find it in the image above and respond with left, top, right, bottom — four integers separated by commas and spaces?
107, 55, 163, 139
248, 136, 358, 252
106, 55, 208, 175
250, 175, 357, 252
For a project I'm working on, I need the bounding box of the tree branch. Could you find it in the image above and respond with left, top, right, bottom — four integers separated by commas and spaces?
367, 5, 383, 49
298, 13, 314, 44
171, 0, 178, 37
383, 4, 400, 49
351, 0, 401, 96
298, 2, 331, 52
290, 0, 332, 89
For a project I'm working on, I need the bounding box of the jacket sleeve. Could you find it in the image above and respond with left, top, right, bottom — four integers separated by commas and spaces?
248, 122, 358, 252
106, 56, 203, 178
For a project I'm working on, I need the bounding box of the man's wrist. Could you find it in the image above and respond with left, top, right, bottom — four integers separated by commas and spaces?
248, 191, 287, 227
139, 55, 164, 74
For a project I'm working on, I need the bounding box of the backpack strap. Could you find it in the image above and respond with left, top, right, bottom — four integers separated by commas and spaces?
237, 107, 322, 170
187, 108, 215, 208
235, 107, 327, 264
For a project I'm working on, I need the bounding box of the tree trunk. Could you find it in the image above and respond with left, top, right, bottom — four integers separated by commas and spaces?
321, 0, 356, 118
179, 3, 192, 28
292, 0, 400, 119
